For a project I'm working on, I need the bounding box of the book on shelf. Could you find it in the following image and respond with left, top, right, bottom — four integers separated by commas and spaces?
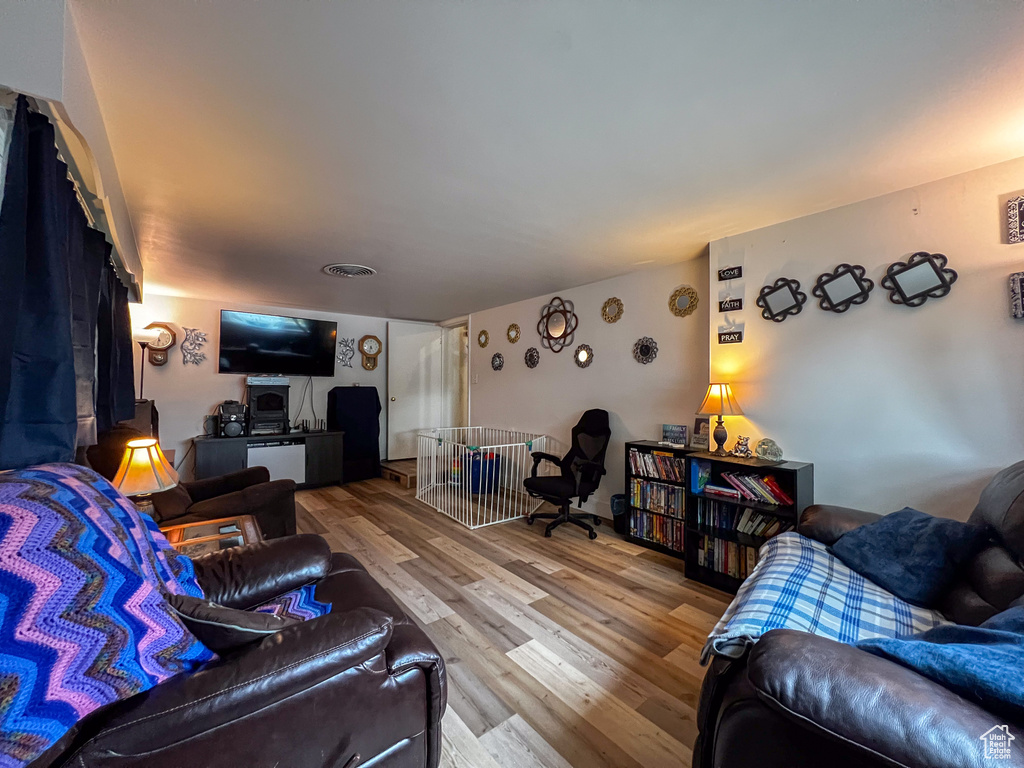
630, 478, 684, 518
629, 509, 684, 551
695, 533, 761, 580
694, 497, 794, 539
688, 460, 795, 507
628, 447, 687, 483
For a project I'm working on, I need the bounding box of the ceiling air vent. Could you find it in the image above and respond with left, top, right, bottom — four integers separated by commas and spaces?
322, 263, 377, 278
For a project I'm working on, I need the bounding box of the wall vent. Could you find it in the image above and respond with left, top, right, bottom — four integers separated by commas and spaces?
322, 263, 377, 278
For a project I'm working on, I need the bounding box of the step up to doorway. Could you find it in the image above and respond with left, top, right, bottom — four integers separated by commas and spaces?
381, 459, 416, 489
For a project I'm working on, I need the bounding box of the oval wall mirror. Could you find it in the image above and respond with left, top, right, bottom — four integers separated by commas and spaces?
602, 297, 623, 323
537, 296, 578, 353
477, 330, 489, 348
507, 323, 521, 343
669, 286, 699, 317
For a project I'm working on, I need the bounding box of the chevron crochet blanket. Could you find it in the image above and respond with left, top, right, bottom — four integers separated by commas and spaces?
0, 464, 216, 768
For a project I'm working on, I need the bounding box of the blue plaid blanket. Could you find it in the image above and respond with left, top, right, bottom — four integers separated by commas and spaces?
702, 532, 948, 664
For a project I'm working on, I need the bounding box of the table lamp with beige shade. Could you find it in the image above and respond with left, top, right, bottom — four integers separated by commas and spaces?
697, 383, 744, 456
113, 437, 178, 514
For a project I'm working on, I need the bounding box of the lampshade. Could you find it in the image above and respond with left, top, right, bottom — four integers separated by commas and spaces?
113, 438, 179, 497
697, 383, 744, 416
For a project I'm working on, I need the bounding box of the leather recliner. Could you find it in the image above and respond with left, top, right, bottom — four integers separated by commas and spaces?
693, 461, 1024, 768
35, 535, 447, 768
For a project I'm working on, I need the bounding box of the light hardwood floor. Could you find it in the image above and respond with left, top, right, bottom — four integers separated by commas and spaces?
296, 479, 731, 768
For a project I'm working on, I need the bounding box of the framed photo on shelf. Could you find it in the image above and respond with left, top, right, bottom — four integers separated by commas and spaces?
662, 424, 688, 446
691, 418, 710, 450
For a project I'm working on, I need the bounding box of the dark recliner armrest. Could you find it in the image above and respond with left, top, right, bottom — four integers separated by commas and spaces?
187, 478, 297, 539
747, 630, 1021, 768
182, 467, 271, 503
72, 608, 393, 765
191, 534, 332, 609
798, 504, 882, 545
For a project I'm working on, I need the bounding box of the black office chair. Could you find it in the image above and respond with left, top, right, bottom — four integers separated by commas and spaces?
523, 409, 611, 539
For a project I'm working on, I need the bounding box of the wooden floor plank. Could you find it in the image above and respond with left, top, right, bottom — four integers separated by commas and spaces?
296, 478, 728, 768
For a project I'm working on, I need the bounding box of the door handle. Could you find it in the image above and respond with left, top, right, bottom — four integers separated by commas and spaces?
391, 397, 396, 401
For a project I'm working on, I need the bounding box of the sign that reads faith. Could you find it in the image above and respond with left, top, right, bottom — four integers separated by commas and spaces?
718, 330, 743, 344
719, 297, 743, 312
718, 265, 743, 281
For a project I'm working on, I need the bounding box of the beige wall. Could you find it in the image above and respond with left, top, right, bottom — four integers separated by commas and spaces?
708, 156, 1024, 519
130, 294, 392, 479
468, 261, 710, 519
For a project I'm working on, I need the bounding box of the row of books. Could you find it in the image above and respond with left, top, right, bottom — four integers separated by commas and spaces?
694, 498, 794, 538
695, 534, 760, 580
628, 448, 686, 483
692, 463, 794, 506
629, 478, 685, 518
630, 510, 683, 552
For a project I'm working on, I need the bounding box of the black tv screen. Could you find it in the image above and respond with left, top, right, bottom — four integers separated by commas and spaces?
219, 310, 337, 376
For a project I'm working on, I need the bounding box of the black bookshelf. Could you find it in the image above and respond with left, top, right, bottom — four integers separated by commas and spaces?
624, 441, 813, 594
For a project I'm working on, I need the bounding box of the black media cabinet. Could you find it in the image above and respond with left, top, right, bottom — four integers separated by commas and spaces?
194, 431, 344, 488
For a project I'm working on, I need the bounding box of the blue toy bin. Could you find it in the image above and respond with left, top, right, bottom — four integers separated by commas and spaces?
465, 451, 502, 494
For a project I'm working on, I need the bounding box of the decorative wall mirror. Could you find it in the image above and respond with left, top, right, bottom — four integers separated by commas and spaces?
755, 278, 807, 322
812, 264, 874, 313
507, 323, 521, 343
574, 344, 593, 368
537, 296, 578, 352
602, 297, 623, 323
477, 330, 489, 348
880, 252, 958, 307
633, 336, 658, 364
669, 285, 699, 318
491, 352, 504, 371
525, 347, 539, 368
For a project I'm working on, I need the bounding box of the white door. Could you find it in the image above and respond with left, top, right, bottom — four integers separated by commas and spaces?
387, 321, 443, 459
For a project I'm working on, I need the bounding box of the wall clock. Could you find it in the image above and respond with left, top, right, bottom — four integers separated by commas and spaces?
359, 334, 382, 370
144, 322, 176, 366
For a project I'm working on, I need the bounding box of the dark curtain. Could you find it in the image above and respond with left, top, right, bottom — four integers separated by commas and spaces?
95, 264, 135, 434
0, 95, 134, 470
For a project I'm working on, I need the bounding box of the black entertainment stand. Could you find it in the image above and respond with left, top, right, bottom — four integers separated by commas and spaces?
194, 431, 344, 488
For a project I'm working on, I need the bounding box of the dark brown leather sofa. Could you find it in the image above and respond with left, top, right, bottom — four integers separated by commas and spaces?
150, 466, 298, 540
694, 461, 1024, 768
36, 535, 447, 768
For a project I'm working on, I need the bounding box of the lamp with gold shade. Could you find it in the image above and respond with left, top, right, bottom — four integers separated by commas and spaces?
113, 438, 179, 513
697, 383, 744, 456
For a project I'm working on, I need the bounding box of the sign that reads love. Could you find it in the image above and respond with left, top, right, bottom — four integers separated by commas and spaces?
718, 265, 742, 281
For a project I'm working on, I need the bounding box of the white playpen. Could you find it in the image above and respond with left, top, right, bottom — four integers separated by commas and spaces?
416, 427, 552, 529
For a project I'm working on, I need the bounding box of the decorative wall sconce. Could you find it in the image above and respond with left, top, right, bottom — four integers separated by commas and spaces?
537, 296, 578, 353
812, 264, 874, 313
756, 278, 807, 322
880, 252, 958, 307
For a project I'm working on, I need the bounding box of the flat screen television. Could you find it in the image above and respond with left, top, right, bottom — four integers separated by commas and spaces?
219, 310, 337, 377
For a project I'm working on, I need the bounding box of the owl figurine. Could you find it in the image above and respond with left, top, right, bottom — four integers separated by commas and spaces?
730, 435, 753, 458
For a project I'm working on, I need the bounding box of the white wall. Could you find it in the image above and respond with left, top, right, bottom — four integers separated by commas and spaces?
469, 261, 709, 519
708, 156, 1024, 520
129, 294, 392, 479
0, 0, 65, 101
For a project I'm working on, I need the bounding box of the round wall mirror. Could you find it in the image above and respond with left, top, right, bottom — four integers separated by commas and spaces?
574, 344, 593, 369
477, 330, 489, 348
669, 286, 699, 317
507, 323, 521, 343
633, 336, 659, 364
602, 297, 623, 323
491, 353, 504, 371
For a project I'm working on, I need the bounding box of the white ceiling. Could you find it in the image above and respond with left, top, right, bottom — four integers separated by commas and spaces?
70, 0, 1024, 321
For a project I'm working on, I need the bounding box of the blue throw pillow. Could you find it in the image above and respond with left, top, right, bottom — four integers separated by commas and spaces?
857, 605, 1024, 722
830, 507, 989, 607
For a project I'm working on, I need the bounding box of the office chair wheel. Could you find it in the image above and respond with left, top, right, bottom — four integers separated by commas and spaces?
526, 515, 535, 525
588, 530, 598, 540
592, 516, 601, 525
